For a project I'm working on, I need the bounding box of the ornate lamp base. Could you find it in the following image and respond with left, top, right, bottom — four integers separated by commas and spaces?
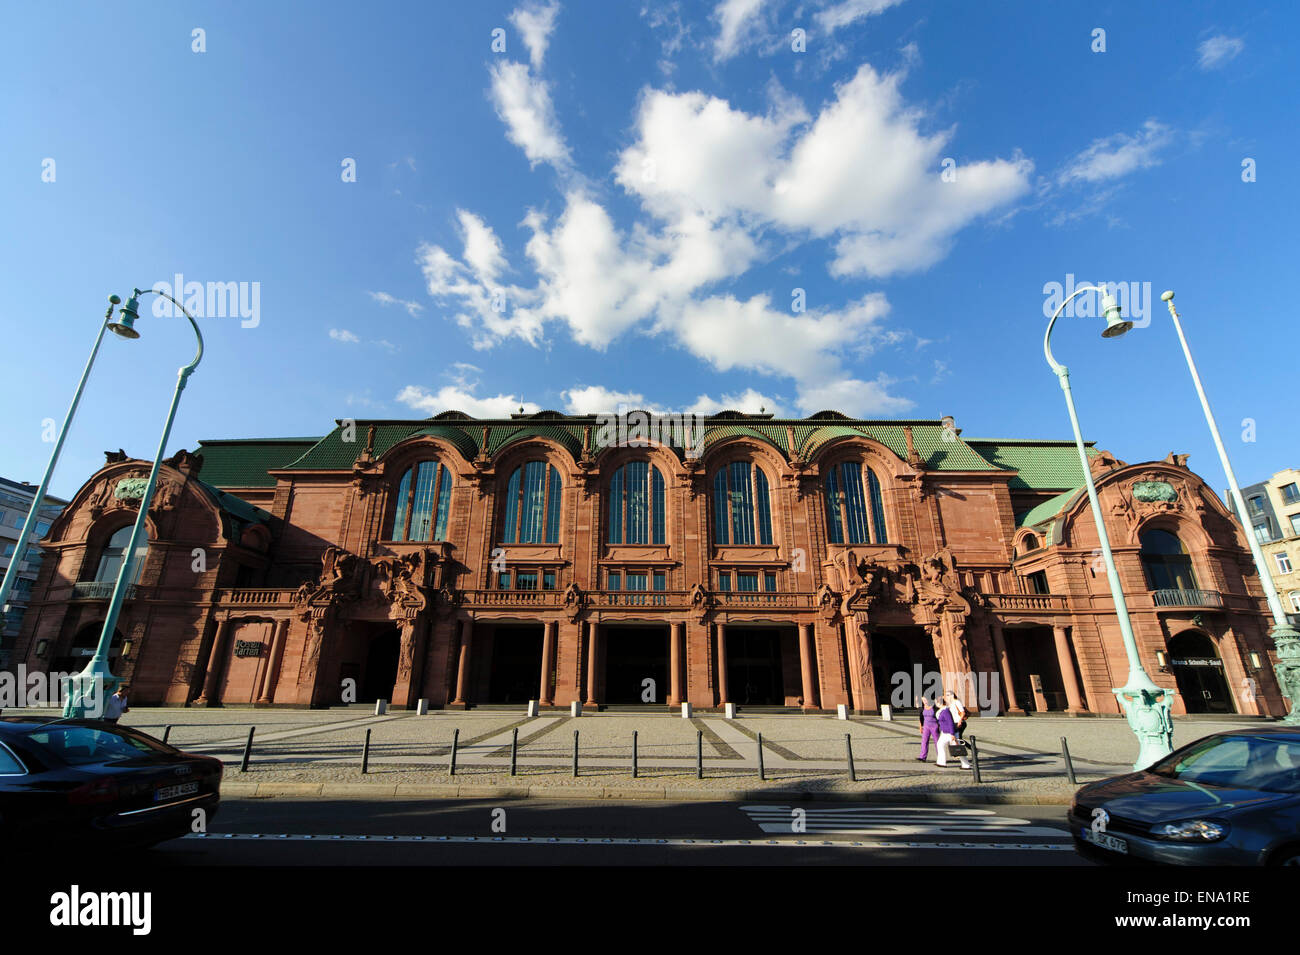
1114, 682, 1176, 771
1271, 624, 1300, 726
60, 667, 120, 719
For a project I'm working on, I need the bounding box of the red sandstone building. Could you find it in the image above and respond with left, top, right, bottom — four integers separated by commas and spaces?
13, 410, 1292, 718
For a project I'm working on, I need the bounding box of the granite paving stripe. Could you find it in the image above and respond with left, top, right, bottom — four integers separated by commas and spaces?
689, 717, 741, 759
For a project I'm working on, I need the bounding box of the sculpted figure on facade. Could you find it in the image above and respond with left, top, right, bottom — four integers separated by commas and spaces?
562, 582, 586, 623
689, 582, 713, 621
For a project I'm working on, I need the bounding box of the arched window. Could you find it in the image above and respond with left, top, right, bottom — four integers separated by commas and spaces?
93, 525, 147, 584
712, 461, 773, 545
390, 461, 453, 541
608, 461, 665, 544
501, 461, 563, 544
1140, 528, 1197, 591
824, 461, 887, 544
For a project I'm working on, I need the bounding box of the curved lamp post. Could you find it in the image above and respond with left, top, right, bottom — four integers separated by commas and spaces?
1045, 284, 1175, 769
1161, 290, 1300, 724
0, 296, 133, 645
63, 289, 204, 718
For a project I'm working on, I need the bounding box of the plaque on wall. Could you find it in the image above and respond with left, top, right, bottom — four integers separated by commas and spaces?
234, 640, 264, 658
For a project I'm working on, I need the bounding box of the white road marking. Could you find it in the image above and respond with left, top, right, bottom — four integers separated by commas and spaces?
739, 805, 1070, 837
182, 833, 1072, 851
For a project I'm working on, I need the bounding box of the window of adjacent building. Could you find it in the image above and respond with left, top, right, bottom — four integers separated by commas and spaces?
1291, 514, 1300, 537
608, 461, 666, 545
718, 571, 731, 591
1290, 592, 1300, 613
1026, 570, 1050, 594
712, 461, 773, 546
34, 521, 50, 537
25, 546, 41, 563
1, 543, 14, 558
390, 460, 452, 542
1139, 529, 1197, 591
1283, 483, 1300, 504
1277, 553, 1294, 575
91, 526, 147, 585
9, 511, 23, 528
543, 570, 556, 590
501, 461, 562, 544
1250, 496, 1265, 514
824, 460, 888, 545
1254, 522, 1273, 544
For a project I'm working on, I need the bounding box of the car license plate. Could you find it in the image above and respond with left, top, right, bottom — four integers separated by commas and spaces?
154, 781, 199, 802
1081, 827, 1128, 854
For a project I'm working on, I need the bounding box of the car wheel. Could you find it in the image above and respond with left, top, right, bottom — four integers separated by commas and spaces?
1270, 846, 1300, 866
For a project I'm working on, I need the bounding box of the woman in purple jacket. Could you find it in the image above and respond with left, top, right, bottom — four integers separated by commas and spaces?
917, 696, 939, 761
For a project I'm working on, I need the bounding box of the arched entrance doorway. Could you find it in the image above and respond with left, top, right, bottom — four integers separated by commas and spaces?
871, 627, 941, 710
53, 622, 124, 676
1167, 630, 1235, 714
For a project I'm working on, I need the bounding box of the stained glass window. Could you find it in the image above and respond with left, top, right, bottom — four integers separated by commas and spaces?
608, 461, 665, 544
501, 462, 562, 544
711, 462, 773, 545
391, 461, 452, 541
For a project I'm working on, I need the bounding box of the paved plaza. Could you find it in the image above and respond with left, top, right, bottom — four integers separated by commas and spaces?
8, 705, 1267, 802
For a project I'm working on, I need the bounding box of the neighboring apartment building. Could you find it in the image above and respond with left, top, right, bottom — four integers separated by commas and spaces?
12, 411, 1290, 718
1236, 469, 1300, 628
0, 476, 68, 669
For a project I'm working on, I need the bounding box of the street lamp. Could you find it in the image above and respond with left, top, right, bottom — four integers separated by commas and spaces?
0, 296, 134, 649
63, 289, 204, 718
1045, 284, 1175, 769
1160, 290, 1300, 724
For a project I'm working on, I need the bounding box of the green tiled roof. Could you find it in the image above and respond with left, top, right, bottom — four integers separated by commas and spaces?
966, 439, 1099, 491
195, 438, 321, 488
1016, 488, 1084, 532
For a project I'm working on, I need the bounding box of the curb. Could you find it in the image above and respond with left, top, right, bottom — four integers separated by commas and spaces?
217, 781, 1073, 806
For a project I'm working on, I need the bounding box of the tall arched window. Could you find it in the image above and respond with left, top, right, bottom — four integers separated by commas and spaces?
1140, 528, 1197, 591
390, 461, 453, 541
501, 461, 562, 544
608, 461, 665, 544
824, 461, 887, 544
93, 525, 147, 584
712, 461, 773, 545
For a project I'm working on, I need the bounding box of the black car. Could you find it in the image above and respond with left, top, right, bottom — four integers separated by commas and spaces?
0, 717, 222, 850
1069, 727, 1300, 866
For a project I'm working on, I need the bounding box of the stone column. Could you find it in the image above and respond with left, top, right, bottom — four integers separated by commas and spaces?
256, 618, 289, 704
451, 619, 473, 707
716, 623, 730, 706
539, 619, 556, 705
798, 622, 819, 710
990, 620, 1022, 714
1052, 625, 1086, 713
585, 621, 601, 708
195, 616, 234, 706
669, 621, 684, 706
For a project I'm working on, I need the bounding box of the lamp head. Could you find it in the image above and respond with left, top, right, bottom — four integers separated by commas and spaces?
1160, 290, 1174, 303
1099, 289, 1132, 338
107, 289, 143, 339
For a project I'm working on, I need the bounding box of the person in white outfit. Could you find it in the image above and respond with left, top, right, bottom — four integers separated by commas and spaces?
935, 692, 970, 769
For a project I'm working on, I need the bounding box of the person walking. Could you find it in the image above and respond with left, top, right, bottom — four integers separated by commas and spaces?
935, 696, 970, 769
102, 685, 130, 724
946, 690, 968, 742
917, 696, 939, 761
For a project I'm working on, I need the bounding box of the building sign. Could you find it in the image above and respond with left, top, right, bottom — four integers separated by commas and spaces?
234, 640, 263, 658
1170, 657, 1223, 668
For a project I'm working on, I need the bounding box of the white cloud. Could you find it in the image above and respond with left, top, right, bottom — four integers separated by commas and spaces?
368, 291, 424, 316
397, 382, 541, 418
712, 0, 767, 62
1198, 35, 1244, 70
510, 0, 561, 70
814, 0, 908, 33
687, 388, 785, 416
329, 328, 360, 344
1058, 120, 1173, 185
563, 385, 662, 415
488, 60, 571, 169
795, 374, 913, 416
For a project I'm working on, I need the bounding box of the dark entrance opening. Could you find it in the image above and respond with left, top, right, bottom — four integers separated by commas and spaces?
871, 627, 940, 711
360, 626, 400, 704
603, 626, 669, 704
1167, 630, 1235, 714
53, 623, 124, 677
1004, 626, 1067, 711
727, 627, 785, 706
487, 625, 544, 704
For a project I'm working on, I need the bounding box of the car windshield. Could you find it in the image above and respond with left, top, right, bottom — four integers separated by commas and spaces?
24, 725, 173, 766
1148, 735, 1300, 793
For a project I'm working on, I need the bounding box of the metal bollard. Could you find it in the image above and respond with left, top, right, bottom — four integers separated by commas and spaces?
162, 725, 173, 745
757, 732, 765, 780
361, 728, 371, 775
449, 727, 459, 776
632, 730, 638, 778
510, 726, 519, 777
969, 735, 981, 783
1062, 736, 1077, 785
696, 729, 703, 779
845, 734, 856, 782
239, 726, 255, 773
572, 729, 579, 778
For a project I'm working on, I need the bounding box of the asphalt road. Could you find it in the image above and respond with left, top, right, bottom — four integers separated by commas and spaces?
136, 797, 1091, 866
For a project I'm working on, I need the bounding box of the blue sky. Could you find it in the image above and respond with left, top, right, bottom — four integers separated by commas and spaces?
2, 0, 1295, 501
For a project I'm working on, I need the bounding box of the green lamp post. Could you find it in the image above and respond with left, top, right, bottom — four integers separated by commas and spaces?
1044, 283, 1175, 769
62, 289, 204, 719
1160, 290, 1300, 723
0, 296, 135, 655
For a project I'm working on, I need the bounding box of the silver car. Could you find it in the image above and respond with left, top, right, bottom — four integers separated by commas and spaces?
1069, 727, 1300, 866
